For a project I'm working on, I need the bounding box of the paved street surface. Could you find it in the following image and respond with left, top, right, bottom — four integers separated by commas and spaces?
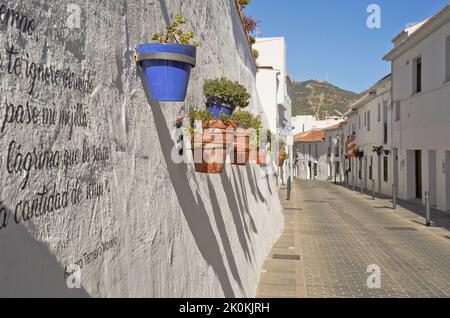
256, 180, 450, 298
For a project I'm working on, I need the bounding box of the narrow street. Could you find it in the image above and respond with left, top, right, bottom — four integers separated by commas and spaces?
257, 180, 450, 298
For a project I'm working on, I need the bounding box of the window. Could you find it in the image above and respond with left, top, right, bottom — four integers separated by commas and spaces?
383, 157, 389, 182
377, 103, 381, 122
369, 157, 373, 180
359, 115, 361, 129
315, 144, 318, 158
308, 144, 311, 157
395, 102, 401, 121
413, 56, 422, 94
359, 161, 362, 180
367, 111, 371, 131
364, 112, 367, 127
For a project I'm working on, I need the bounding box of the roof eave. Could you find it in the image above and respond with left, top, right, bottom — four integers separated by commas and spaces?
384, 5, 450, 61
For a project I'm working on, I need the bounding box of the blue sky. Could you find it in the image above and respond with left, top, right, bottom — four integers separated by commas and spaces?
246, 0, 449, 93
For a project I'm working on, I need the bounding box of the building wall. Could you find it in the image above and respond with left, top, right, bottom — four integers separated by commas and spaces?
292, 116, 342, 136
0, 0, 283, 297
256, 69, 279, 134
254, 37, 287, 106
295, 140, 328, 181
391, 19, 450, 210
344, 79, 394, 196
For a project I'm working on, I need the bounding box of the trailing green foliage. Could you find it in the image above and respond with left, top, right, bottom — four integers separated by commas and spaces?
203, 78, 251, 109
187, 108, 214, 122
229, 109, 258, 129
151, 13, 199, 46
252, 48, 259, 60
239, 0, 251, 7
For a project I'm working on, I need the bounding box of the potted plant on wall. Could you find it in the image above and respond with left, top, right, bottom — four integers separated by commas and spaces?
135, 14, 199, 102
226, 110, 258, 166
187, 109, 233, 174
372, 145, 384, 157
384, 149, 391, 156
277, 142, 288, 167
203, 78, 251, 119
354, 147, 364, 159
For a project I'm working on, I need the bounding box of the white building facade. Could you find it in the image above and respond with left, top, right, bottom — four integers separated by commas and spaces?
254, 37, 293, 182
343, 75, 394, 197
384, 4, 450, 211
254, 37, 292, 136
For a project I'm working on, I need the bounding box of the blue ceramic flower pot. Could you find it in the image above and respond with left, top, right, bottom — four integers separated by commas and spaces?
136, 43, 197, 102
207, 100, 234, 119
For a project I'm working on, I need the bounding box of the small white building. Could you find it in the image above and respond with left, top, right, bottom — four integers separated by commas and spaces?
384, 4, 450, 211
254, 37, 293, 181
254, 37, 292, 136
294, 129, 326, 180
323, 123, 345, 183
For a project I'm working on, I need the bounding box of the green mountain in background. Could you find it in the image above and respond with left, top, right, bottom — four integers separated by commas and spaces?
291, 80, 360, 119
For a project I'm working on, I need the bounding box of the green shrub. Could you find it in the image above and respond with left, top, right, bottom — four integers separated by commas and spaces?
203, 78, 251, 109
152, 13, 199, 46
252, 48, 259, 60
187, 108, 214, 122
239, 0, 251, 6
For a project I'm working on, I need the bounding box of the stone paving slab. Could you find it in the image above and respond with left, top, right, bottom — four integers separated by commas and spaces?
256, 180, 450, 298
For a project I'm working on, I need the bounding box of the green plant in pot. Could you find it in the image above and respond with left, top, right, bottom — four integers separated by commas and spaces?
218, 109, 257, 166
276, 141, 288, 167
203, 78, 251, 119
187, 108, 234, 174
372, 145, 384, 156
136, 14, 199, 102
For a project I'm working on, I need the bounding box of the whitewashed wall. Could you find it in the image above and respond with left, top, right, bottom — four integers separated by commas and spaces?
391, 19, 450, 210
0, 0, 283, 297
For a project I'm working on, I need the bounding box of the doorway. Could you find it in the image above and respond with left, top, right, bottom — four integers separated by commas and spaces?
428, 150, 437, 207
446, 151, 450, 211
364, 157, 368, 190
308, 161, 312, 180
415, 150, 422, 199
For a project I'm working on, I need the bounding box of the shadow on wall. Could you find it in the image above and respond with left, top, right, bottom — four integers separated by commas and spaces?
147, 104, 237, 296
138, 68, 238, 297
0, 206, 89, 298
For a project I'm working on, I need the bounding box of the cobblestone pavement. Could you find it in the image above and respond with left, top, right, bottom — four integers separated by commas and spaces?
256, 180, 450, 298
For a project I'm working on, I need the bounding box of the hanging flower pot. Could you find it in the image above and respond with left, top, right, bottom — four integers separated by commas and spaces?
250, 147, 267, 166
136, 44, 196, 101
191, 120, 231, 174
372, 145, 384, 157
277, 153, 287, 167
206, 97, 234, 119
227, 110, 259, 166
257, 150, 267, 166
232, 127, 250, 166
203, 78, 251, 119
136, 14, 199, 102
384, 149, 391, 156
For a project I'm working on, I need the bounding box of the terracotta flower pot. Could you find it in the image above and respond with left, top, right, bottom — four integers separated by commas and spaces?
277, 153, 286, 167
257, 151, 266, 166
191, 120, 232, 174
250, 148, 266, 166
232, 127, 250, 166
